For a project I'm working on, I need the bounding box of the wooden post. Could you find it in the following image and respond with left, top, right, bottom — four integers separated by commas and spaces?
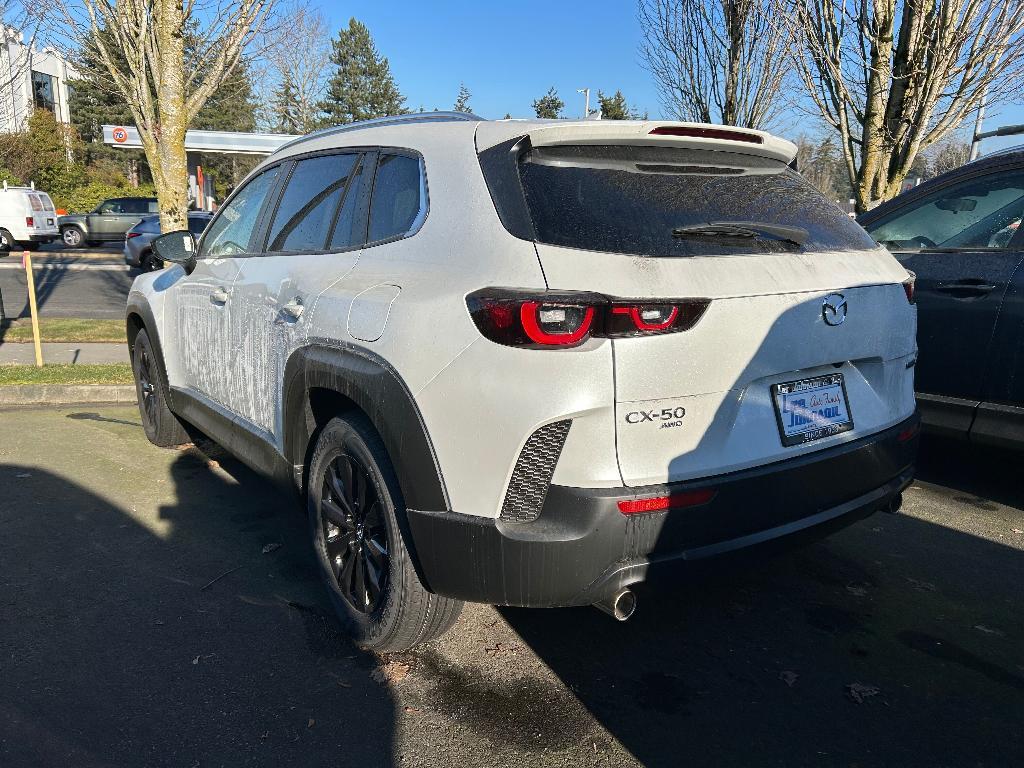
23, 250, 42, 367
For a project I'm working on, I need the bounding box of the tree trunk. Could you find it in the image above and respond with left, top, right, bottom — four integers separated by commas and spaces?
154, 0, 189, 232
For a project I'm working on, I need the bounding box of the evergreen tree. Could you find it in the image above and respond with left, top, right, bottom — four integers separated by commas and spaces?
597, 90, 640, 120
532, 87, 563, 119
320, 18, 407, 125
269, 71, 303, 133
453, 82, 472, 113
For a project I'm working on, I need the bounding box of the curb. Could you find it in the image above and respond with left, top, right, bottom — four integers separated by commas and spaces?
0, 384, 137, 405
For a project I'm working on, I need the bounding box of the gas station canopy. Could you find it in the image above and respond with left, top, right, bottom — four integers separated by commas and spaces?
102, 124, 302, 155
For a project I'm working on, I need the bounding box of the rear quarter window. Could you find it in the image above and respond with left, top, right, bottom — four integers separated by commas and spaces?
493, 144, 877, 257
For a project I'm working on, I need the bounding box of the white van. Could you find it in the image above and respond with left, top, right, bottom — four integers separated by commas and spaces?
0, 184, 59, 250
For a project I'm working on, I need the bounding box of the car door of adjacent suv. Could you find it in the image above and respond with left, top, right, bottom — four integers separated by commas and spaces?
862, 166, 1024, 432
224, 151, 370, 435
166, 167, 281, 409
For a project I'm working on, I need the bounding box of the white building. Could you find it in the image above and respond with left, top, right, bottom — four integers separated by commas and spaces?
0, 27, 75, 133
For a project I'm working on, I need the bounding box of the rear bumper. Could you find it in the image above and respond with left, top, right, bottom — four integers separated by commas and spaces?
407, 414, 919, 607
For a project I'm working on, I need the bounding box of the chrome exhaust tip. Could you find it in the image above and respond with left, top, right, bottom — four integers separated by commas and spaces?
594, 588, 637, 622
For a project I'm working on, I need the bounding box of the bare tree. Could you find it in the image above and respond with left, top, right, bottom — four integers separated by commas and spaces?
41, 0, 275, 230
261, 1, 330, 134
787, 0, 1024, 212
638, 0, 791, 128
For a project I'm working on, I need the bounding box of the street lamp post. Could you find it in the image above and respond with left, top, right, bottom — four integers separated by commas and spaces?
577, 88, 590, 119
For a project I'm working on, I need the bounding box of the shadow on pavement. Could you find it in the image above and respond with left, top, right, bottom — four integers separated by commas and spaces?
499, 438, 1024, 767
0, 444, 397, 767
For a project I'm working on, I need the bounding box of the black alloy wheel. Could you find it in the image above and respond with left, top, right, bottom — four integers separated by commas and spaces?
137, 345, 158, 428
319, 453, 389, 614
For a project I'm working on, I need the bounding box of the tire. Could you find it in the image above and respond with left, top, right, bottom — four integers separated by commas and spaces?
0, 229, 13, 251
308, 414, 463, 652
61, 226, 84, 247
132, 328, 190, 448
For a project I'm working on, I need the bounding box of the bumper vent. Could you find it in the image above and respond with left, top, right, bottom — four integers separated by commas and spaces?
499, 419, 572, 523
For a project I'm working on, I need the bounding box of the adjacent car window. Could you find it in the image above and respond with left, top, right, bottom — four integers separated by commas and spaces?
202, 168, 279, 258
866, 170, 1024, 250
267, 153, 360, 252
512, 145, 877, 257
368, 153, 422, 243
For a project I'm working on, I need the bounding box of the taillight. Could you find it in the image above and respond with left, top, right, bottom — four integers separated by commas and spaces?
25, 216, 33, 227
902, 272, 916, 304
126, 232, 141, 239
649, 126, 763, 144
467, 290, 711, 348
617, 488, 717, 515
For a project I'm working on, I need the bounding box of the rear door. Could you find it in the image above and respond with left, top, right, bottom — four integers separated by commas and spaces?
862, 166, 1024, 405
516, 143, 916, 485
224, 150, 370, 435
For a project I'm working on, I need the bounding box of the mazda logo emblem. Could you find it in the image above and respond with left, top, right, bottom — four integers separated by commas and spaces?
822, 293, 848, 326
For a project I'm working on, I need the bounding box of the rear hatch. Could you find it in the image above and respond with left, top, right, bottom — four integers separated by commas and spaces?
28, 192, 58, 234
480, 123, 916, 486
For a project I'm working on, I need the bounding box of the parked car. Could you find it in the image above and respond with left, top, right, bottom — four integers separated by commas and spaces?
128, 113, 919, 651
59, 197, 159, 247
0, 184, 59, 250
124, 212, 213, 272
858, 148, 1024, 448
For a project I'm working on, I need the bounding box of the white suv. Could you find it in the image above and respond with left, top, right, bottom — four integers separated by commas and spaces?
129, 113, 919, 650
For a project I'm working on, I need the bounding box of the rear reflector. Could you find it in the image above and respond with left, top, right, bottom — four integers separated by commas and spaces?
617, 488, 717, 515
649, 126, 763, 144
897, 423, 920, 443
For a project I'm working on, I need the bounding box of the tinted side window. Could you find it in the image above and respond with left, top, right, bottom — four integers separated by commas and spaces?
268, 154, 359, 252
368, 154, 422, 243
202, 168, 279, 258
122, 199, 148, 214
98, 200, 121, 214
866, 170, 1024, 250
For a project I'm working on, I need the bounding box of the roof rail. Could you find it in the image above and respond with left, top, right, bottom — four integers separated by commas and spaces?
275, 111, 484, 154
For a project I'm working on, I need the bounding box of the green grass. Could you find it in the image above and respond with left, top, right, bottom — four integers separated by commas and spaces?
0, 318, 126, 344
0, 363, 134, 386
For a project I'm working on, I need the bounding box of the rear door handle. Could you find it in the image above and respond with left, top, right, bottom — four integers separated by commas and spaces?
278, 298, 304, 321
210, 288, 230, 305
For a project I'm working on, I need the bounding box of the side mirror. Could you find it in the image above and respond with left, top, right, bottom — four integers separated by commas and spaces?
152, 230, 197, 265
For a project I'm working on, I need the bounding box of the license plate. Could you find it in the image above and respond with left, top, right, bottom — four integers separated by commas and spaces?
771, 373, 853, 446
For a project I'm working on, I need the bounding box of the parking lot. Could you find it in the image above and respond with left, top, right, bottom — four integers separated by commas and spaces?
1, 405, 1022, 767
0, 245, 132, 320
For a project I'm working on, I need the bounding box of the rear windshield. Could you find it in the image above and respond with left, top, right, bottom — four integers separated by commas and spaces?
515, 145, 876, 257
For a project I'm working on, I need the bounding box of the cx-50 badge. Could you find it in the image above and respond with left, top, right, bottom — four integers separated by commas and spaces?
625, 406, 686, 429
822, 293, 848, 326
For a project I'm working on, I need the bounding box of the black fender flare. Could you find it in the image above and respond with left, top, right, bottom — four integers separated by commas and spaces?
282, 341, 450, 514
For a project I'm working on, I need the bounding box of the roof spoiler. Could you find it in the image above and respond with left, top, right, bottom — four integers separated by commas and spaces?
523, 121, 797, 164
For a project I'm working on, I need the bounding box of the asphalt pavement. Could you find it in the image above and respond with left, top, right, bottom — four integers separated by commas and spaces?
0, 245, 133, 320
1, 406, 1022, 767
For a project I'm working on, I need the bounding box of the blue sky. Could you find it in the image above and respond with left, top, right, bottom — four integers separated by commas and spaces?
321, 0, 1024, 155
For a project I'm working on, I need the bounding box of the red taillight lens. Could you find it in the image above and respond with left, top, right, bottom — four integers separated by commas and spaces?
617, 488, 717, 515
520, 301, 594, 345
25, 216, 33, 227
467, 290, 711, 348
897, 423, 920, 443
606, 301, 709, 336
649, 126, 763, 144
902, 272, 916, 304
126, 232, 141, 239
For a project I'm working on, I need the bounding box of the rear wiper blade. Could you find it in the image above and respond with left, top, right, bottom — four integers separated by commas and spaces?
672, 221, 808, 247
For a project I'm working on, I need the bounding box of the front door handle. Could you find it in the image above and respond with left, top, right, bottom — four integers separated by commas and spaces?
935, 279, 997, 298
210, 288, 230, 305
279, 298, 304, 321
